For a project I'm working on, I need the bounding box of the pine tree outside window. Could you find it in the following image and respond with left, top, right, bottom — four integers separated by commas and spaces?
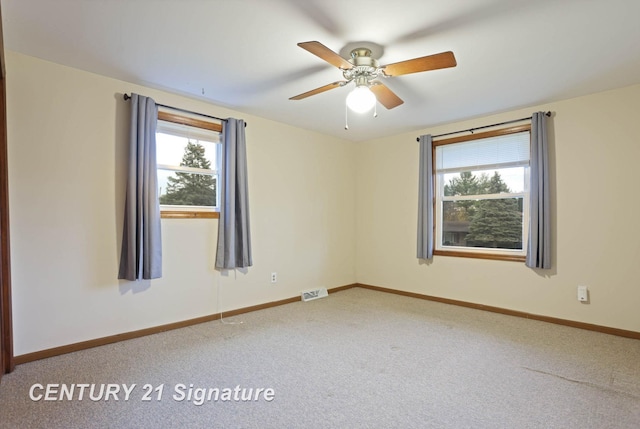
434, 126, 531, 261
156, 119, 221, 218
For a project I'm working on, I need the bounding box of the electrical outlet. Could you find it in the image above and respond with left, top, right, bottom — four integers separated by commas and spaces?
270, 272, 277, 283
577, 285, 588, 302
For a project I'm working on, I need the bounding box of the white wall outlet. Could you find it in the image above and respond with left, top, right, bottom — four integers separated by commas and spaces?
270, 272, 277, 283
577, 285, 589, 302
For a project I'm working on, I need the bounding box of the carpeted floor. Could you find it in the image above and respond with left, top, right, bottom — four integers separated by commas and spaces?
1, 287, 639, 428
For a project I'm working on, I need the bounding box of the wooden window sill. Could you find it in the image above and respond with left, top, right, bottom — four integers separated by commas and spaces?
160, 211, 219, 219
433, 250, 525, 263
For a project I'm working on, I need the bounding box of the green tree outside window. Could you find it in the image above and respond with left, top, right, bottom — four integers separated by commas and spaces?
159, 142, 216, 206
444, 171, 523, 249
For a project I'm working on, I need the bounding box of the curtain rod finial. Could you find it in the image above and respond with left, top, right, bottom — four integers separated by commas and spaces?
123, 93, 131, 101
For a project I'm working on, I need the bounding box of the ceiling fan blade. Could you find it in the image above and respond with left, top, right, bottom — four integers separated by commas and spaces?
382, 51, 457, 77
298, 41, 353, 70
370, 83, 404, 109
289, 81, 346, 100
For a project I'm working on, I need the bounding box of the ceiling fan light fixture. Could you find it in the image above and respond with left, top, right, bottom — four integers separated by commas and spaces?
346, 85, 376, 113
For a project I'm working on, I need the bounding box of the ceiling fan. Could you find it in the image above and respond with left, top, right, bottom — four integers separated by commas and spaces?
289, 41, 457, 114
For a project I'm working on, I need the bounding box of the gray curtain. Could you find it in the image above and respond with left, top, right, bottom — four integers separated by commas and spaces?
417, 134, 434, 259
118, 93, 162, 280
526, 112, 551, 269
215, 118, 252, 269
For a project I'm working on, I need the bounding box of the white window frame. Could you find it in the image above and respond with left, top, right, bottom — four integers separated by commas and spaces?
156, 118, 222, 214
433, 126, 531, 261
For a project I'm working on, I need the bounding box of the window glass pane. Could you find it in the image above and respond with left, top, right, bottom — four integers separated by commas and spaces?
442, 198, 524, 250
156, 133, 217, 169
443, 166, 525, 196
436, 132, 529, 172
158, 170, 216, 207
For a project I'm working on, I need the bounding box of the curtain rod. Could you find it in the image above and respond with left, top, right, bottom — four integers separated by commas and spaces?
416, 111, 551, 142
123, 93, 247, 127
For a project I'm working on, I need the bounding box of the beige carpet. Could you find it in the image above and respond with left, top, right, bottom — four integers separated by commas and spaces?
1, 287, 639, 428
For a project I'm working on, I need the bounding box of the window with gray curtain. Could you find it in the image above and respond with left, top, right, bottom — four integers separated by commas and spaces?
118, 93, 163, 280
418, 112, 550, 267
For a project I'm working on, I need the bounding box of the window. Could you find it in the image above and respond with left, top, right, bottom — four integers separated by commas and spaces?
434, 125, 531, 261
155, 112, 222, 219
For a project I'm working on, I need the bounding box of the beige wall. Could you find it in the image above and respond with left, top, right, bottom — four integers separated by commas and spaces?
7, 50, 640, 357
356, 83, 640, 332
6, 51, 357, 356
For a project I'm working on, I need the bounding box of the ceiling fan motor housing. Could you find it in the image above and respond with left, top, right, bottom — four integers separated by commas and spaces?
344, 48, 380, 86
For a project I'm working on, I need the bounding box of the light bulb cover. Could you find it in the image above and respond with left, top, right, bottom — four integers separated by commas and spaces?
346, 86, 376, 113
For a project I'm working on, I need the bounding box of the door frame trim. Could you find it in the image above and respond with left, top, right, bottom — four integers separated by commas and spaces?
0, 2, 15, 378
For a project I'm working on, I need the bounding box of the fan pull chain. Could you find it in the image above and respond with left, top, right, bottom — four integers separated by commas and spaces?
373, 102, 378, 118
345, 103, 349, 130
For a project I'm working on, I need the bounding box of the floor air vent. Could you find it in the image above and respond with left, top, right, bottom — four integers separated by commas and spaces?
301, 288, 328, 302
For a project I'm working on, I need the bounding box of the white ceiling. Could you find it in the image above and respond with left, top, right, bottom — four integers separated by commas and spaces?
3, 0, 640, 141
